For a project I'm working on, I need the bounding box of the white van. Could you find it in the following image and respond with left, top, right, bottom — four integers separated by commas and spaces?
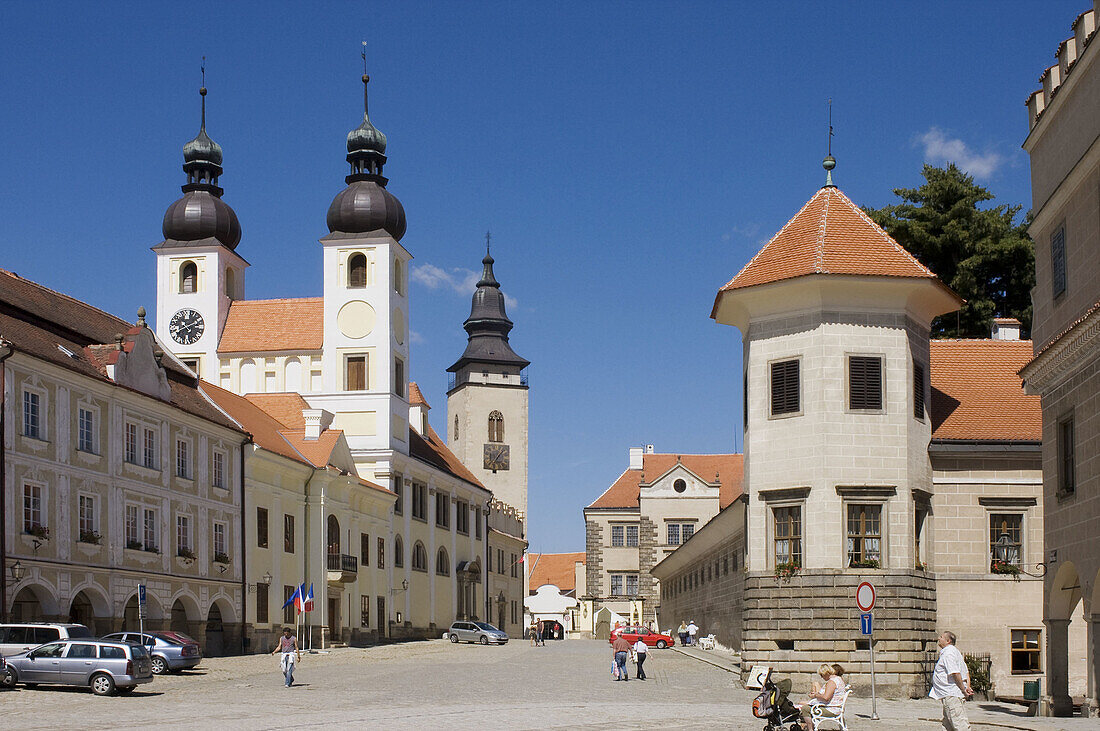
0, 623, 93, 657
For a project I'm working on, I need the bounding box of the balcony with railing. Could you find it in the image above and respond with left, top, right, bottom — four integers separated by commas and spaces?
326, 553, 358, 583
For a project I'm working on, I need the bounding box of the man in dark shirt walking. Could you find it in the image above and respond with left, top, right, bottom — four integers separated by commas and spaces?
612, 635, 632, 681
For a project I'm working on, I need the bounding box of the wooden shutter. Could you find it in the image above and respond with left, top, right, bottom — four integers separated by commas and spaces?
849, 356, 883, 410
346, 356, 366, 391
913, 361, 925, 419
1051, 226, 1066, 298
770, 359, 800, 415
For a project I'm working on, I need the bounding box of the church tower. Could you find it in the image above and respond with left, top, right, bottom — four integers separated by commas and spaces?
446, 247, 530, 519
154, 80, 246, 379
314, 69, 411, 458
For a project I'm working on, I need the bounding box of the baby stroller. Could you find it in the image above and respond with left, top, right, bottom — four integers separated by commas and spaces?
751, 670, 801, 731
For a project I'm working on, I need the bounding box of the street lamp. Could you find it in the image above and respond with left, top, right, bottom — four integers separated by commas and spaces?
9, 561, 26, 582
402, 579, 409, 592
247, 572, 273, 593
994, 532, 1046, 578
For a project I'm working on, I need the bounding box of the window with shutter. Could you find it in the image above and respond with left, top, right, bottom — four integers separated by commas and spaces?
770, 359, 800, 416
1051, 225, 1066, 298
346, 356, 366, 391
1058, 415, 1075, 495
913, 360, 925, 420
849, 356, 883, 410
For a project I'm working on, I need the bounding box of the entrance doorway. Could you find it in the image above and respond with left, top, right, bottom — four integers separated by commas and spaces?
377, 596, 386, 638
328, 598, 339, 643
206, 603, 224, 657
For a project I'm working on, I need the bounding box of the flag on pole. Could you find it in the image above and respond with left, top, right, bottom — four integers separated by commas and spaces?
303, 583, 315, 612
293, 583, 306, 613
281, 584, 301, 611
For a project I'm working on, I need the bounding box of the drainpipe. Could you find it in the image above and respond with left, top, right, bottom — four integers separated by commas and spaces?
239, 435, 251, 654
0, 340, 13, 622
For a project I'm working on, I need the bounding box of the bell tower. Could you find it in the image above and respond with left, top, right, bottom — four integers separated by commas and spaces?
153, 71, 246, 378
446, 239, 530, 520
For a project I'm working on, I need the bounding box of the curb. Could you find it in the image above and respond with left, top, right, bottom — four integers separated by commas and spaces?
671, 647, 741, 676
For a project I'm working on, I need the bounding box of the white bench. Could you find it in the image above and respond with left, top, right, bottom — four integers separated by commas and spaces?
809, 687, 851, 731
697, 634, 716, 650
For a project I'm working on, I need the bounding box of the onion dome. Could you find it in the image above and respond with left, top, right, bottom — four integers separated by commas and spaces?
326, 73, 406, 240
158, 84, 242, 250
448, 244, 529, 373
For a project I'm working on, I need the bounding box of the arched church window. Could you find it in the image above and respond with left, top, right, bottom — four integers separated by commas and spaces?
488, 411, 504, 443
224, 268, 236, 300
436, 547, 450, 576
412, 541, 427, 571
180, 261, 197, 294
393, 258, 403, 295
393, 535, 404, 568
327, 514, 340, 556
348, 253, 367, 288
454, 414, 459, 441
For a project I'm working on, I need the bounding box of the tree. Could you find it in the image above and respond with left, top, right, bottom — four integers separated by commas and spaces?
864, 164, 1034, 339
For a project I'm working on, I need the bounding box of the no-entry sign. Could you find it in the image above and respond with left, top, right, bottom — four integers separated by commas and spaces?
856, 581, 876, 612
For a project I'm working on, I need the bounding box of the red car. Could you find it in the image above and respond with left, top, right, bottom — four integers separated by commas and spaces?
609, 625, 675, 649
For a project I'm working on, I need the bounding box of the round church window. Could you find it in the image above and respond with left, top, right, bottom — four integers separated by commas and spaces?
673, 479, 687, 493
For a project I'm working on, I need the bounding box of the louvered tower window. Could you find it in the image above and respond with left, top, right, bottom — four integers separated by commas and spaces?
849, 356, 883, 410
770, 359, 800, 416
913, 360, 925, 420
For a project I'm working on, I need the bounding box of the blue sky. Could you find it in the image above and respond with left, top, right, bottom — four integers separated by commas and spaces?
1, 2, 1082, 552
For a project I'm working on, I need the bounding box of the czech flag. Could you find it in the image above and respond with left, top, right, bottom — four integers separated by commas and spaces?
302, 583, 315, 613
281, 584, 301, 611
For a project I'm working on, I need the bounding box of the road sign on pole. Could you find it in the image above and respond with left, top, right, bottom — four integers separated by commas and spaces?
856, 581, 876, 612
138, 583, 147, 637
860, 612, 872, 635
855, 582, 879, 720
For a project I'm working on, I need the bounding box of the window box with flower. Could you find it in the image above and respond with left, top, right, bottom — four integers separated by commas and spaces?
213, 551, 230, 565
991, 560, 1021, 576
774, 561, 801, 582
26, 524, 50, 540
177, 547, 197, 560
850, 558, 880, 569
78, 530, 101, 545
125, 539, 144, 551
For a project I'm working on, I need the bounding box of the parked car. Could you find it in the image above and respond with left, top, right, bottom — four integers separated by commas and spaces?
447, 621, 508, 645
609, 625, 674, 649
1, 639, 153, 695
100, 631, 202, 674
0, 623, 93, 657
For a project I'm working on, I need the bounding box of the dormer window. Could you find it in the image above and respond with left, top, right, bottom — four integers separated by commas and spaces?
180, 261, 197, 294
349, 253, 367, 288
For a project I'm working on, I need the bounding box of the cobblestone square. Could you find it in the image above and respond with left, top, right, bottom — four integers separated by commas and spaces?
0, 640, 1092, 729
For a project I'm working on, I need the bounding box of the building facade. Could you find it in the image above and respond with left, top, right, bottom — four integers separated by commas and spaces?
1020, 2, 1100, 716
701, 170, 1046, 696
583, 447, 742, 632
1, 271, 246, 655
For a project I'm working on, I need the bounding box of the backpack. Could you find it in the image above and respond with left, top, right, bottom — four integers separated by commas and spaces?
752, 688, 774, 718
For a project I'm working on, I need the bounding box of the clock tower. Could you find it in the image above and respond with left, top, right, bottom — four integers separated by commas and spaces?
153, 82, 247, 379
446, 247, 529, 520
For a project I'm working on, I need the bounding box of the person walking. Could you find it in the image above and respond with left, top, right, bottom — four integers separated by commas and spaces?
536, 620, 544, 647
632, 637, 648, 680
677, 621, 689, 647
687, 620, 698, 646
529, 620, 538, 646
929, 630, 973, 730
612, 634, 632, 681
271, 627, 300, 687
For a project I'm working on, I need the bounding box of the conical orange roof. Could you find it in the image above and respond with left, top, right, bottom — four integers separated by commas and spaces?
717, 186, 938, 293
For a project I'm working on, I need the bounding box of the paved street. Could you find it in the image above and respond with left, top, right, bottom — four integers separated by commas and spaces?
0, 639, 1093, 730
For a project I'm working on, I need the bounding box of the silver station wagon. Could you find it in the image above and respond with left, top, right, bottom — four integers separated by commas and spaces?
2, 639, 154, 695
447, 621, 509, 645
101, 631, 202, 674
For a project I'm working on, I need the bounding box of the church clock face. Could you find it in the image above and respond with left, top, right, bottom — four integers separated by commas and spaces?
483, 443, 510, 472
169, 308, 205, 345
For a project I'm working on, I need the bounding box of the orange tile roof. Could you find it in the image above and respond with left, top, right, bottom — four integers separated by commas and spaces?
201, 381, 315, 466
244, 393, 310, 429
408, 382, 430, 408
219, 298, 323, 353
528, 552, 585, 594
716, 186, 943, 293
930, 340, 1041, 441
409, 424, 487, 490
586, 453, 744, 510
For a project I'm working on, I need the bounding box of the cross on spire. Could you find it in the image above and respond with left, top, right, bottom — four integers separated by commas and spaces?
485, 230, 492, 256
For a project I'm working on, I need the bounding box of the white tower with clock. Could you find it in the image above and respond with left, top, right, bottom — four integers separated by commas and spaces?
446, 247, 529, 520
153, 84, 247, 378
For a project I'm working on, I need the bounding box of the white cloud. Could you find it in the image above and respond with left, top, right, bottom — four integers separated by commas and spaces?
917, 128, 1002, 179
412, 263, 518, 310
409, 330, 425, 345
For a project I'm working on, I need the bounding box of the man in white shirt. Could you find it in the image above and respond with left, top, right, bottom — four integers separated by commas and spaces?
632, 638, 648, 680
687, 620, 698, 646
928, 630, 973, 730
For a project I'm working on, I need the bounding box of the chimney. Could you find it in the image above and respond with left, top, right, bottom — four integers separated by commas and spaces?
992, 318, 1022, 341
302, 408, 334, 441
645, 444, 654, 454
629, 447, 644, 471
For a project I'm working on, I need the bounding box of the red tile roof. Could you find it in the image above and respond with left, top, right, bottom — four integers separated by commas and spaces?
586, 453, 744, 510
410, 424, 487, 491
219, 298, 323, 353
243, 393, 310, 429
408, 382, 429, 408
930, 340, 1041, 441
528, 552, 585, 594
716, 187, 943, 293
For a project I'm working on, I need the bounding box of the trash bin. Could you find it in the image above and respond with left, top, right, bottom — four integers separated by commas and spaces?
1023, 679, 1040, 700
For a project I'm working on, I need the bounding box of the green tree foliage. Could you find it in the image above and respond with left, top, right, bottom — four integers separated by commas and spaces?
864, 164, 1034, 339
